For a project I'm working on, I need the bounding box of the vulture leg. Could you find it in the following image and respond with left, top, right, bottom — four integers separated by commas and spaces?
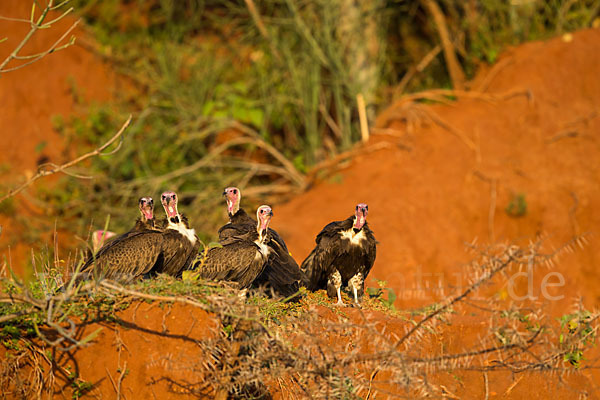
327, 270, 345, 307
349, 272, 364, 307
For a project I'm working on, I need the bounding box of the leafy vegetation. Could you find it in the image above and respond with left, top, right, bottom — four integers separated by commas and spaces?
559, 309, 596, 368
366, 279, 398, 311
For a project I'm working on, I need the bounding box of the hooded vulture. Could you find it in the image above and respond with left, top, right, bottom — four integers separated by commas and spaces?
78, 192, 198, 282
301, 203, 377, 306
194, 205, 273, 289
219, 187, 303, 298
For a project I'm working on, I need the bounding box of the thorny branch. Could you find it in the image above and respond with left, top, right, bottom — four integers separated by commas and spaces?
394, 246, 519, 350
394, 236, 589, 350
0, 115, 132, 204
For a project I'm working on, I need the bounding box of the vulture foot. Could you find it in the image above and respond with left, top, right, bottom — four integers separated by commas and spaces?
334, 299, 347, 307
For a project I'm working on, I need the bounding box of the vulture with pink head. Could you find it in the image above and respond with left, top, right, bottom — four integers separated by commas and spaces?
193, 205, 274, 289
79, 192, 198, 282
301, 203, 377, 307
218, 187, 303, 298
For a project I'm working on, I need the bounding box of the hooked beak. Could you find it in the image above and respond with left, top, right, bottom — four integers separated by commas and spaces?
141, 208, 154, 220
162, 198, 178, 218
353, 208, 366, 229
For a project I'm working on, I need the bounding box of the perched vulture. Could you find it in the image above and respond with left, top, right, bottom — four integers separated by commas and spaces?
156, 191, 200, 277
78, 192, 198, 282
301, 203, 377, 306
194, 205, 273, 289
132, 196, 156, 231
219, 187, 303, 298
90, 196, 155, 253
79, 230, 165, 282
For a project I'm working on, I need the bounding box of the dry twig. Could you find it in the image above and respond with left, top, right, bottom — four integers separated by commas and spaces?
0, 115, 132, 204
128, 120, 306, 191
0, 1, 78, 74
306, 141, 391, 183
395, 45, 442, 95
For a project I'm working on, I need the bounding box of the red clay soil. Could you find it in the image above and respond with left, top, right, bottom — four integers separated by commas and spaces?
43, 301, 218, 399
2, 2, 600, 397
0, 0, 120, 275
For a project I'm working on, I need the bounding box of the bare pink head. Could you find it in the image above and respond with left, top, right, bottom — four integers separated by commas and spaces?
161, 191, 179, 219
92, 230, 116, 252
223, 187, 241, 215
256, 205, 273, 233
353, 203, 368, 230
138, 197, 154, 221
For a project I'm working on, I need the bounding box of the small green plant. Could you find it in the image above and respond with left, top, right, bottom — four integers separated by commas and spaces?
222, 324, 235, 338
506, 193, 527, 217
69, 374, 93, 399
366, 279, 397, 310
559, 309, 596, 368
341, 376, 360, 399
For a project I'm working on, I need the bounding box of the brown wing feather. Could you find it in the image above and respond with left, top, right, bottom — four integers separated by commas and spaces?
255, 238, 303, 297
218, 208, 302, 296
81, 231, 164, 282
195, 236, 267, 289
301, 218, 352, 290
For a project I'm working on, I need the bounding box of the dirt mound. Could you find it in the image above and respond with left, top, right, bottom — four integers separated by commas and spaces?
66, 302, 217, 399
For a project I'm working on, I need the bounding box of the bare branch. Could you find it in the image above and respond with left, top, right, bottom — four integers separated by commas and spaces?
0, 16, 31, 23
0, 1, 77, 74
128, 120, 306, 190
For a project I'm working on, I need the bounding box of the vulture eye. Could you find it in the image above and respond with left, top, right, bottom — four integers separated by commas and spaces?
233, 189, 237, 194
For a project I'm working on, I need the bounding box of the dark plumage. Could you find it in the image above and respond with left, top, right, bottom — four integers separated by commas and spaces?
194, 205, 273, 289
80, 230, 165, 282
79, 192, 198, 282
155, 191, 200, 277
90, 197, 156, 254
218, 187, 303, 298
301, 203, 377, 306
